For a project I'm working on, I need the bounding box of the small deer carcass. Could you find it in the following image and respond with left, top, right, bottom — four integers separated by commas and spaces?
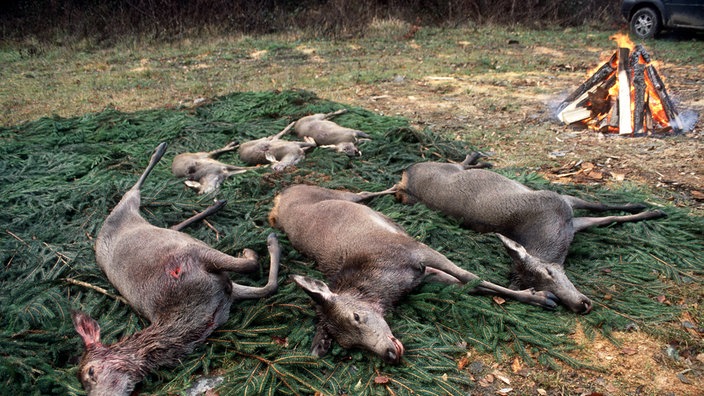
238, 122, 316, 172
268, 184, 559, 364
395, 154, 667, 314
294, 109, 370, 157
172, 142, 249, 194
73, 142, 280, 396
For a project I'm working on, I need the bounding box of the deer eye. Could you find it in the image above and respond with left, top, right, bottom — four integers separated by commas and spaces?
353, 313, 360, 322
86, 366, 96, 380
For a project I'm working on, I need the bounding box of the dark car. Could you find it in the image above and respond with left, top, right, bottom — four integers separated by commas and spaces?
621, 0, 704, 38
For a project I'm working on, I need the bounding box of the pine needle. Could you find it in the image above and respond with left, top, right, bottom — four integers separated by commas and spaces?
1, 90, 701, 394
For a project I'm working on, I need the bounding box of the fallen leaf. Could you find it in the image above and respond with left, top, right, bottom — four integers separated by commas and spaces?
493, 371, 511, 385
510, 357, 523, 373
621, 347, 638, 355
496, 387, 513, 395
493, 296, 506, 305
537, 389, 547, 396
458, 355, 470, 370
588, 170, 603, 180
479, 373, 495, 387
374, 376, 390, 384
271, 335, 288, 347
691, 190, 704, 200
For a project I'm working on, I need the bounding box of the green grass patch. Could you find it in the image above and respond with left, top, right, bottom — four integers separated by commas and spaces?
0, 90, 701, 394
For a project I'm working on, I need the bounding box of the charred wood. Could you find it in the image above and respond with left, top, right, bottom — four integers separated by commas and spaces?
558, 52, 617, 113
646, 65, 683, 132
632, 60, 646, 134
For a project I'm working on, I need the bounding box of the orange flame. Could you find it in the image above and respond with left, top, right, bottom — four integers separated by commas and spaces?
578, 37, 673, 134
610, 33, 634, 49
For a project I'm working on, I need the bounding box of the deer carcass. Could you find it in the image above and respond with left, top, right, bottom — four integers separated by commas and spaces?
171, 142, 248, 194
238, 122, 316, 171
73, 142, 280, 396
395, 154, 667, 314
268, 184, 559, 363
294, 109, 370, 157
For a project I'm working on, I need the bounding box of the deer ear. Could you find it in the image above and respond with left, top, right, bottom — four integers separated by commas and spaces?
71, 311, 102, 348
310, 324, 333, 357
291, 275, 335, 306
495, 233, 531, 264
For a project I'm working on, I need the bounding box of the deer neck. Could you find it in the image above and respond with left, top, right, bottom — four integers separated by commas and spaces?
110, 316, 213, 373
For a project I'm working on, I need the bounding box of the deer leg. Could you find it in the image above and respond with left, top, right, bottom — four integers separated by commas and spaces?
223, 165, 250, 176
132, 142, 168, 192
563, 195, 648, 214
207, 141, 239, 158
271, 121, 296, 140
229, 233, 281, 299
323, 108, 348, 120
107, 142, 168, 220
424, 267, 461, 284
170, 200, 226, 231
422, 254, 558, 309
572, 210, 667, 233
353, 186, 398, 201
460, 152, 493, 169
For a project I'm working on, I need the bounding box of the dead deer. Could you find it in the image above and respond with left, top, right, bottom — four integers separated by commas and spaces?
73, 142, 281, 396
268, 184, 560, 364
238, 122, 316, 171
294, 109, 370, 157
171, 141, 249, 194
395, 153, 667, 314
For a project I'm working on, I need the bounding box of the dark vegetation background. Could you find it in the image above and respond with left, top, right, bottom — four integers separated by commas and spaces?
1, 0, 620, 41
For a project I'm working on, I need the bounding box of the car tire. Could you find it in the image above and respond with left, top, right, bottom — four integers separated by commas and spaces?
630, 7, 660, 39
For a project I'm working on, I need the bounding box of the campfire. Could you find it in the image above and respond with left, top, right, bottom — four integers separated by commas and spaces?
557, 34, 682, 135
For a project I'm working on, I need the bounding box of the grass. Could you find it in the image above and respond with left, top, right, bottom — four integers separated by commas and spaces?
0, 25, 664, 125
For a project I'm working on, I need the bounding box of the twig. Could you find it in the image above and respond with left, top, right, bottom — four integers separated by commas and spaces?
200, 218, 220, 240
6, 229, 28, 246
648, 253, 702, 280
63, 278, 128, 305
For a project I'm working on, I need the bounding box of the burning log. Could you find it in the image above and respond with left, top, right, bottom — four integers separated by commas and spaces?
632, 61, 646, 134
617, 47, 632, 135
646, 65, 683, 133
557, 52, 617, 113
557, 36, 683, 136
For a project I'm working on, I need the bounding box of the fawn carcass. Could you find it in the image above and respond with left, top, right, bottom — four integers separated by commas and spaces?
268, 184, 559, 363
395, 154, 667, 313
294, 109, 370, 157
238, 122, 316, 171
171, 141, 249, 194
73, 142, 280, 396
